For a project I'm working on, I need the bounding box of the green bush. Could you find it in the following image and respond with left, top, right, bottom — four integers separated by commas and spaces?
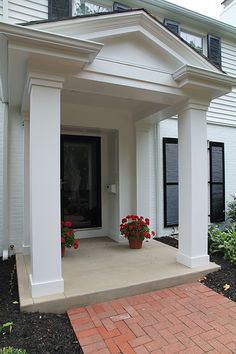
227, 195, 236, 223
208, 225, 236, 264
0, 348, 26, 354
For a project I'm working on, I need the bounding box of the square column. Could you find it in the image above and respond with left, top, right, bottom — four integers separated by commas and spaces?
23, 117, 30, 255
177, 101, 209, 268
28, 74, 64, 297
136, 125, 152, 217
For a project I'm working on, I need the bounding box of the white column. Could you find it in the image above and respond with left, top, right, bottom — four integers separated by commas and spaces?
28, 74, 64, 297
177, 101, 209, 268
0, 101, 8, 252
136, 125, 152, 218
23, 117, 30, 255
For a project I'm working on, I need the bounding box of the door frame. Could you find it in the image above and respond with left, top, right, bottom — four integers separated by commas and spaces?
60, 134, 102, 229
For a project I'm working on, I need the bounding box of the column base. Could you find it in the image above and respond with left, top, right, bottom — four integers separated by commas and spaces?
176, 252, 209, 268
29, 274, 64, 298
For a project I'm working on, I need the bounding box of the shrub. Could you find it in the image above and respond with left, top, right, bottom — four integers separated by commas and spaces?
208, 225, 236, 264
227, 195, 236, 223
0, 348, 26, 354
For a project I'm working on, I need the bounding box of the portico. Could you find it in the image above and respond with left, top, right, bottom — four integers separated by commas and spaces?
2, 9, 234, 299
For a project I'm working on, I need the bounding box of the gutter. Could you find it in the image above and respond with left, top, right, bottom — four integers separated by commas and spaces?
137, 0, 236, 37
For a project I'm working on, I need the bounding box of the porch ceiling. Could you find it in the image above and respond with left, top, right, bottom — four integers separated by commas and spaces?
61, 89, 166, 119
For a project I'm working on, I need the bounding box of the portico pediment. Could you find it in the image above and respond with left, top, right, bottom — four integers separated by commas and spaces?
30, 9, 222, 75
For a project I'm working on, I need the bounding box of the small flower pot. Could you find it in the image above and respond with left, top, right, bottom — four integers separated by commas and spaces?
61, 245, 65, 257
129, 239, 143, 249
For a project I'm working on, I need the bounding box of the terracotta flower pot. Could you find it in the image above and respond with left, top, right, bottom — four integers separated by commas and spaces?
128, 238, 143, 249
61, 245, 65, 257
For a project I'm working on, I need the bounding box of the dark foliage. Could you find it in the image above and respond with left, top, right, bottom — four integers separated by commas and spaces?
0, 257, 83, 354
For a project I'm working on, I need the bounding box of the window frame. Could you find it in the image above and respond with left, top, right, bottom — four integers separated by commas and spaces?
163, 137, 179, 228
209, 142, 225, 223
180, 30, 204, 54
163, 138, 225, 228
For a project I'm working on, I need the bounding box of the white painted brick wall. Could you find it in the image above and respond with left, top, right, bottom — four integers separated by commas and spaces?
0, 102, 5, 253
8, 107, 24, 251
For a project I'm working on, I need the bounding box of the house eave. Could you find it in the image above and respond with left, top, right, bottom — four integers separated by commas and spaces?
0, 22, 103, 63
139, 0, 236, 37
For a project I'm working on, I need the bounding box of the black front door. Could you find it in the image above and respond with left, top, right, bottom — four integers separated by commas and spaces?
61, 135, 101, 229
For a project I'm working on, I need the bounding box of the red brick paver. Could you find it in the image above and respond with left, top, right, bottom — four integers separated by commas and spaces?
68, 283, 236, 353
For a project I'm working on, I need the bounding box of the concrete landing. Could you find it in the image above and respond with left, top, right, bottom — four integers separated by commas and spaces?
16, 237, 220, 313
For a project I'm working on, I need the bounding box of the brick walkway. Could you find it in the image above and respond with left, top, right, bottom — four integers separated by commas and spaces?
68, 282, 236, 354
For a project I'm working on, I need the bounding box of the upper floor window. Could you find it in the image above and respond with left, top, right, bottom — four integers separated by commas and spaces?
180, 31, 203, 54
74, 1, 112, 15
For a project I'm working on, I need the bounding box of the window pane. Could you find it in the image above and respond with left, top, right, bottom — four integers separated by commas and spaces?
61, 136, 101, 229
211, 145, 224, 183
181, 31, 203, 53
211, 184, 225, 222
166, 185, 179, 226
75, 0, 111, 15
165, 143, 178, 183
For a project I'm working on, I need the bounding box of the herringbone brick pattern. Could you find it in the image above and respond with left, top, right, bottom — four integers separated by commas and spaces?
68, 283, 236, 353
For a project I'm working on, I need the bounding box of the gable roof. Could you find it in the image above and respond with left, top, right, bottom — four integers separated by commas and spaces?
22, 8, 224, 73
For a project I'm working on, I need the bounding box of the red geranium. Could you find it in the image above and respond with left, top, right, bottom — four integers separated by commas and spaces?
120, 215, 155, 241
61, 221, 78, 250
74, 239, 79, 249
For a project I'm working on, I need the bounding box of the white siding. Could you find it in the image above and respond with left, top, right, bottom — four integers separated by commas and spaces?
207, 39, 236, 127
0, 0, 3, 19
8, 0, 48, 24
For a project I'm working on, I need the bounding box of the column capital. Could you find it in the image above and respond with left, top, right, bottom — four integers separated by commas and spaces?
178, 99, 210, 115
26, 72, 64, 95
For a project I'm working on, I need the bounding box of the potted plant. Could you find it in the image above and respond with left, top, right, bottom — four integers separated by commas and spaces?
61, 221, 79, 257
120, 215, 155, 249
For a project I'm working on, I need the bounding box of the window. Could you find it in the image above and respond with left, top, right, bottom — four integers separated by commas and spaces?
209, 142, 225, 222
163, 18, 221, 68
180, 31, 203, 54
48, 0, 72, 19
163, 138, 225, 227
74, 0, 111, 15
207, 35, 222, 69
113, 2, 130, 11
163, 19, 180, 36
163, 138, 178, 227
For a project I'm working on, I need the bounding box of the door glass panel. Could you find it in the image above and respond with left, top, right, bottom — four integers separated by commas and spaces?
61, 135, 101, 229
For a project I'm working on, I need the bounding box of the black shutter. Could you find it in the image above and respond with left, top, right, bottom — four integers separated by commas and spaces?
113, 2, 130, 11
163, 138, 179, 227
207, 35, 221, 69
48, 0, 72, 20
209, 142, 225, 222
163, 19, 180, 36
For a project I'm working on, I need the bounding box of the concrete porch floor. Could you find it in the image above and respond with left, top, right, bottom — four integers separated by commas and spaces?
16, 237, 220, 313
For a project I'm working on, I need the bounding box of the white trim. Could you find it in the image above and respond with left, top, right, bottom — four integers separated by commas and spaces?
176, 253, 210, 268
29, 274, 64, 298
0, 22, 102, 60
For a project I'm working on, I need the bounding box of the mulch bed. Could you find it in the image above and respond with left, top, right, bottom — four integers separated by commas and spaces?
156, 236, 236, 302
0, 256, 83, 354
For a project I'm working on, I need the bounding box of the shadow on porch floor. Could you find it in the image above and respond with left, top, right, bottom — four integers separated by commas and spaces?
16, 237, 219, 313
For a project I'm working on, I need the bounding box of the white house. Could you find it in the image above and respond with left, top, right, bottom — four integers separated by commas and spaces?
0, 0, 236, 298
